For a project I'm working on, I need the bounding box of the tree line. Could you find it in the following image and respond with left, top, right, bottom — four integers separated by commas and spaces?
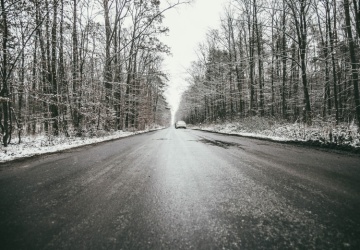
0, 0, 185, 147
176, 0, 360, 130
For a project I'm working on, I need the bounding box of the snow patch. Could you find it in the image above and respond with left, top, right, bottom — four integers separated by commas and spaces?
0, 127, 164, 163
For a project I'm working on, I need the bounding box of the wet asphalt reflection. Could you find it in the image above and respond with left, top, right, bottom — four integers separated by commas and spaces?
1, 128, 360, 249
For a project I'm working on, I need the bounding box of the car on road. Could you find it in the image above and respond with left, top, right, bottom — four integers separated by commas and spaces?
175, 121, 187, 129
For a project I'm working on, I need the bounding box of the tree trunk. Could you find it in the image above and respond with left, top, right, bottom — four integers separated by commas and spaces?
282, 2, 287, 119
344, 0, 360, 128
58, 0, 68, 135
315, 2, 331, 117
18, 22, 25, 143
50, 0, 59, 135
1, 0, 10, 146
72, 0, 81, 134
328, 0, 339, 123
254, 0, 264, 116
248, 7, 255, 116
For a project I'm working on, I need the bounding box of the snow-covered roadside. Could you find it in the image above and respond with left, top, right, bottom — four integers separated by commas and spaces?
0, 127, 164, 163
190, 117, 360, 151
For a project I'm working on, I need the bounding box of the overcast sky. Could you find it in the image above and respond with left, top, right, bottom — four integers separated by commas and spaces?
161, 0, 226, 120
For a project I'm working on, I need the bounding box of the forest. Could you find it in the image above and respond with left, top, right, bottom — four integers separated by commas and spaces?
176, 0, 360, 135
0, 0, 181, 147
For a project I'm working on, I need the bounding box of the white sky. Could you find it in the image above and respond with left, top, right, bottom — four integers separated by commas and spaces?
161, 0, 226, 121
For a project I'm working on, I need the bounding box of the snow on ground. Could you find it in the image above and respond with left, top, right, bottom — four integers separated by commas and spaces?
0, 127, 164, 163
190, 117, 360, 150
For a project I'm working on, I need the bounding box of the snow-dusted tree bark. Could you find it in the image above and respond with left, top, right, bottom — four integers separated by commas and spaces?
0, 0, 10, 146
50, 0, 59, 135
344, 0, 360, 129
72, 0, 81, 134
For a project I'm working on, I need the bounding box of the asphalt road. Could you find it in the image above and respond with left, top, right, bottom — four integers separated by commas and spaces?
1, 128, 360, 249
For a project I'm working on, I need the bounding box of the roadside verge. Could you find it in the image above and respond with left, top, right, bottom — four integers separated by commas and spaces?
191, 125, 360, 154
0, 128, 164, 164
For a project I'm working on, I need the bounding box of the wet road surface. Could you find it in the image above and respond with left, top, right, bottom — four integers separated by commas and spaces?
1, 128, 360, 249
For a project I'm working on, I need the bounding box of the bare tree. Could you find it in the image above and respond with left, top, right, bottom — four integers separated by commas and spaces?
344, 0, 360, 128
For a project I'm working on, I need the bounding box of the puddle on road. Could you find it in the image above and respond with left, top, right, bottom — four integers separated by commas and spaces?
154, 138, 171, 141
197, 138, 244, 149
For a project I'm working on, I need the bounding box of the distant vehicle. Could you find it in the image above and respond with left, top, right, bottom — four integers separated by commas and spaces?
175, 121, 187, 129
